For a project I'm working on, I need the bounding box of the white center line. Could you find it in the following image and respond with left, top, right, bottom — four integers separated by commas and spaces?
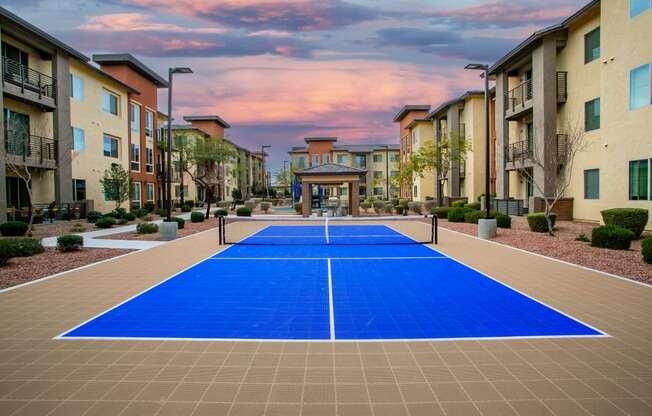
327, 258, 335, 340
325, 217, 329, 244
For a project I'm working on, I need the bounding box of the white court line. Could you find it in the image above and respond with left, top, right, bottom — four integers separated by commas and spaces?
242, 235, 401, 238
207, 257, 447, 260
385, 223, 609, 338
325, 217, 329, 244
327, 258, 335, 340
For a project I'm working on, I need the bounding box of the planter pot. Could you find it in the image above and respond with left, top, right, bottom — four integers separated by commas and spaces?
478, 218, 497, 240
159, 221, 178, 241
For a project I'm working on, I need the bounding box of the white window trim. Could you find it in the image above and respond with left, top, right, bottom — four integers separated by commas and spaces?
103, 135, 119, 159
132, 182, 142, 207
72, 127, 85, 152
146, 183, 155, 203
71, 74, 84, 101
102, 89, 119, 116
145, 108, 154, 137
145, 146, 154, 173
130, 102, 141, 133
131, 143, 141, 172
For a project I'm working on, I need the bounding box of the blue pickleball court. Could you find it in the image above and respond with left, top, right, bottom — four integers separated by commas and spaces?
58, 223, 605, 341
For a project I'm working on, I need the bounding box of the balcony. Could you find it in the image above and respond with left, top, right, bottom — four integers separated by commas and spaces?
504, 134, 569, 170
2, 58, 57, 110
505, 79, 533, 120
5, 130, 57, 169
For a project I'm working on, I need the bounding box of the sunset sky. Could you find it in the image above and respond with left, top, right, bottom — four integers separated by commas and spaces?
5, 0, 586, 175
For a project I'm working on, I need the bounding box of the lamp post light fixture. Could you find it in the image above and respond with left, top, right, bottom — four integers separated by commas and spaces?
165, 67, 193, 223
261, 145, 271, 198
464, 62, 496, 239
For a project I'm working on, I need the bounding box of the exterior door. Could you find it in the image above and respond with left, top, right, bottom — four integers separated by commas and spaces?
4, 109, 30, 155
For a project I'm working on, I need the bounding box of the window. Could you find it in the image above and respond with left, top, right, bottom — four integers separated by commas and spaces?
72, 179, 86, 201
374, 187, 383, 196
145, 110, 154, 137
354, 154, 366, 168
373, 171, 383, 179
146, 147, 154, 173
103, 135, 119, 158
1, 42, 28, 66
584, 27, 600, 64
390, 170, 399, 178
70, 74, 84, 101
322, 153, 330, 164
337, 154, 348, 164
131, 143, 140, 171
131, 182, 141, 208
130, 103, 140, 132
175, 185, 189, 197
311, 155, 319, 166
630, 0, 651, 18
412, 131, 417, 145
146, 183, 154, 203
373, 154, 383, 163
295, 156, 306, 169
629, 159, 649, 200
584, 169, 600, 199
390, 154, 399, 162
413, 185, 418, 198
630, 63, 650, 110
585, 98, 600, 131
102, 89, 118, 115
72, 127, 85, 152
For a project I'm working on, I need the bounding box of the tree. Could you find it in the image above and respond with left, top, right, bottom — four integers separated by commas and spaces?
5, 157, 36, 235
100, 163, 131, 210
511, 120, 587, 236
405, 133, 470, 206
182, 138, 237, 218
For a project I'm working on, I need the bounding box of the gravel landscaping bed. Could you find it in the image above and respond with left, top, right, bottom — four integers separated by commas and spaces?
438, 217, 651, 284
105, 216, 221, 241
0, 248, 133, 289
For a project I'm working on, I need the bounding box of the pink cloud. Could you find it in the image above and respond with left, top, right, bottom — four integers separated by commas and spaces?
79, 13, 227, 34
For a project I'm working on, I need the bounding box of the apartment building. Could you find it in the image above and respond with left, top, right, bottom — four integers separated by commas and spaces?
403, 118, 435, 202
69, 59, 136, 213
288, 137, 400, 199
393, 105, 430, 199
0, 8, 88, 222
490, 0, 652, 227
93, 54, 168, 210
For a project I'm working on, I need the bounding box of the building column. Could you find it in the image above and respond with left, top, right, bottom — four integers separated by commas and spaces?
494, 72, 510, 199
53, 52, 73, 205
301, 180, 311, 217
350, 179, 360, 217
532, 37, 559, 199
0, 23, 6, 222
447, 106, 461, 197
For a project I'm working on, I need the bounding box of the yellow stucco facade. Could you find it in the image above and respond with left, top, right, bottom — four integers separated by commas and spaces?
409, 121, 435, 202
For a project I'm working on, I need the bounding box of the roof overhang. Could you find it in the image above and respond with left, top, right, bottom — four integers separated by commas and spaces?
93, 54, 169, 87
393, 105, 431, 122
183, 115, 231, 129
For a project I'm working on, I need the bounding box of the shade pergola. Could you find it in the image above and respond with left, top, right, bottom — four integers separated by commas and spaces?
294, 163, 367, 217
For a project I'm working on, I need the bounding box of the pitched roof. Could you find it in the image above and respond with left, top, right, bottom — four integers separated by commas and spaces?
305, 137, 337, 143
93, 54, 168, 87
183, 115, 231, 128
289, 143, 399, 153
294, 163, 367, 176
393, 105, 431, 122
427, 90, 484, 119
75, 60, 140, 94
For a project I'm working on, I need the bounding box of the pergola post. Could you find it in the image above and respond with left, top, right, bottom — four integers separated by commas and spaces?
301, 180, 311, 217
351, 180, 360, 217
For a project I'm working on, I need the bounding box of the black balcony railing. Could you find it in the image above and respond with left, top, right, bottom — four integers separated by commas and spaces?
2, 58, 56, 101
505, 140, 532, 163
506, 78, 533, 112
5, 130, 57, 167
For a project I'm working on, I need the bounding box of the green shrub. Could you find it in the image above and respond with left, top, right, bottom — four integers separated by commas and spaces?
601, 208, 648, 238
430, 207, 449, 218
181, 204, 192, 213
214, 208, 228, 217
244, 200, 257, 211
527, 212, 557, 233
407, 201, 422, 214
69, 223, 85, 233
423, 200, 435, 212
123, 212, 137, 221
57, 234, 83, 252
260, 201, 271, 213
591, 225, 635, 250
384, 203, 394, 214
86, 211, 102, 223
465, 202, 481, 210
395, 205, 405, 215
111, 207, 127, 219
373, 200, 386, 213
642, 236, 652, 264
294, 202, 302, 214
360, 202, 371, 213
451, 200, 467, 208
144, 201, 155, 213
190, 212, 205, 223
7, 238, 44, 257
133, 208, 148, 218
575, 233, 590, 242
0, 240, 16, 266
117, 218, 128, 225
95, 217, 116, 228
464, 210, 485, 224
155, 208, 167, 217
0, 221, 28, 236
447, 207, 466, 222
170, 217, 185, 229
237, 207, 252, 217
136, 222, 159, 234
492, 211, 512, 229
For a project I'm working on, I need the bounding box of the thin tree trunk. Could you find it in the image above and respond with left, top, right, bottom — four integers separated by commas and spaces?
205, 187, 212, 219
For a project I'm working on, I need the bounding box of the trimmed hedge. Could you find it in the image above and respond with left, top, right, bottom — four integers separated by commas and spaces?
423, 200, 435, 212
527, 212, 556, 233
260, 201, 272, 213
86, 211, 102, 223
190, 212, 205, 223
464, 210, 484, 224
57, 234, 83, 252
170, 217, 185, 229
642, 236, 652, 264
181, 204, 192, 213
0, 221, 28, 236
214, 208, 228, 217
237, 207, 252, 217
407, 201, 422, 214
601, 208, 648, 238
0, 238, 44, 264
123, 212, 136, 221
447, 207, 466, 223
132, 208, 148, 218
95, 217, 116, 228
430, 207, 449, 218
465, 202, 481, 211
137, 222, 159, 234
591, 225, 635, 250
492, 211, 512, 229
451, 200, 467, 208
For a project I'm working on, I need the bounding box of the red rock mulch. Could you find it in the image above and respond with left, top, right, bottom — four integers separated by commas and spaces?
106, 217, 221, 241
438, 217, 651, 284
0, 248, 133, 289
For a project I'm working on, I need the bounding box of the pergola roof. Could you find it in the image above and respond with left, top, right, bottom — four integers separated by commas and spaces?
294, 163, 367, 176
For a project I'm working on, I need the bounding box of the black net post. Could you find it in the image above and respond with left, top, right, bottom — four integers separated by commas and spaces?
218, 216, 223, 245
432, 215, 438, 245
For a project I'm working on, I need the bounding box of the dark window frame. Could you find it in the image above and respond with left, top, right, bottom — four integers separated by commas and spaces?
583, 169, 600, 200
585, 98, 601, 131
584, 27, 600, 64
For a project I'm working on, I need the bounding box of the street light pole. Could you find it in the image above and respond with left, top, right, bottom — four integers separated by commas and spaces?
283, 160, 289, 198
261, 145, 271, 198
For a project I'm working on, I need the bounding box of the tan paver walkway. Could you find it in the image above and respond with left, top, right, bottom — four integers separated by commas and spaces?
1, 222, 651, 416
